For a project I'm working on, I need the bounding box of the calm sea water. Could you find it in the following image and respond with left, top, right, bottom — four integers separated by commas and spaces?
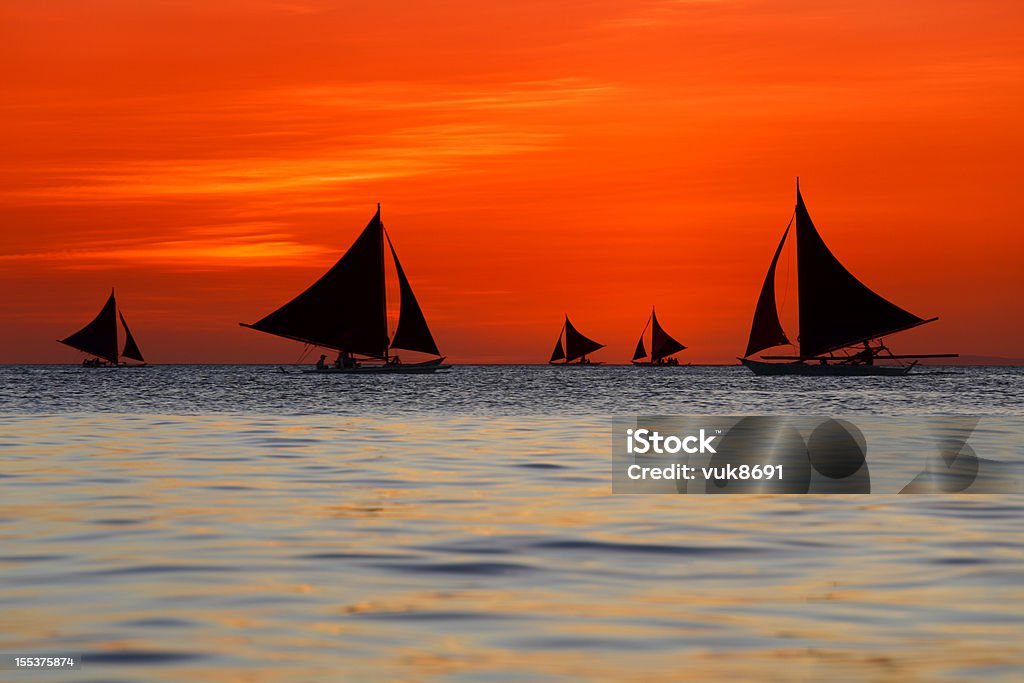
0, 365, 1022, 682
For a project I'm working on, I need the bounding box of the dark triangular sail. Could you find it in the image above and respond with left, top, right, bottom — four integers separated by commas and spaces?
242, 208, 389, 357
386, 232, 440, 356
550, 333, 566, 363
59, 290, 119, 364
632, 337, 647, 361
564, 317, 603, 362
650, 310, 686, 361
119, 312, 145, 363
795, 187, 925, 358
744, 222, 792, 358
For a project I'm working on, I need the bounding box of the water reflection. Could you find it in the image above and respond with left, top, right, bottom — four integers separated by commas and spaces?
0, 411, 1022, 681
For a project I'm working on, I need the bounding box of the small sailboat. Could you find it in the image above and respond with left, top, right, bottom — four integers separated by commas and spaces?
632, 307, 688, 366
241, 204, 450, 374
549, 316, 604, 365
740, 180, 956, 376
58, 289, 146, 367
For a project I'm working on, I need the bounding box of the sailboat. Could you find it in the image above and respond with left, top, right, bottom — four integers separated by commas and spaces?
549, 316, 604, 365
58, 289, 146, 367
739, 180, 956, 376
632, 307, 688, 366
241, 204, 450, 374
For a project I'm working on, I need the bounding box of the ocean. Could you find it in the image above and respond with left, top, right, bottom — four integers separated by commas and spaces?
0, 365, 1022, 682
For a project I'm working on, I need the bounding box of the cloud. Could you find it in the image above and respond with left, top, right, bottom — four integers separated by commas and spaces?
0, 79, 608, 204
599, 0, 726, 30
0, 222, 326, 270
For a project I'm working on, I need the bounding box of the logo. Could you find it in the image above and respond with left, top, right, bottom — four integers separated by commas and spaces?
626, 428, 718, 455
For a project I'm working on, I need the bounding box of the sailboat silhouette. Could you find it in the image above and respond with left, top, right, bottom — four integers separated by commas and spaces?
740, 180, 956, 375
631, 307, 687, 366
549, 316, 604, 365
58, 289, 146, 367
241, 204, 450, 374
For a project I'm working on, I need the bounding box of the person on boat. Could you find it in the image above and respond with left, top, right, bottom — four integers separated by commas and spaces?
316, 354, 327, 370
851, 342, 876, 366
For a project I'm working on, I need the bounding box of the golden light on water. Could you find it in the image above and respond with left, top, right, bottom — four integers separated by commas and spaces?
1, 411, 1021, 680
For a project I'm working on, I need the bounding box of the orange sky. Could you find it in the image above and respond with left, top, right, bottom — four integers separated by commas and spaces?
1, 0, 1022, 363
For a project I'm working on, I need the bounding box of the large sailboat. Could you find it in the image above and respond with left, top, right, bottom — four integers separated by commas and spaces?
740, 181, 956, 376
632, 307, 687, 366
241, 204, 450, 374
58, 289, 146, 367
549, 316, 604, 365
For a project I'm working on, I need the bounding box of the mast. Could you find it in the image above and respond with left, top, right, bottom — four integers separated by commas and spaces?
380, 203, 388, 364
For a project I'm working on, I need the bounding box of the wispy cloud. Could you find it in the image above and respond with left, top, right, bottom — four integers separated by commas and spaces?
272, 79, 612, 112
0, 222, 326, 269
0, 79, 608, 204
0, 127, 553, 203
599, 0, 726, 30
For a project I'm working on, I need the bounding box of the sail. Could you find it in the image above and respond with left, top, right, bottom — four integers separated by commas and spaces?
744, 223, 792, 358
242, 208, 389, 357
795, 187, 925, 358
632, 337, 647, 361
550, 333, 566, 363
119, 312, 145, 363
564, 317, 603, 362
650, 310, 686, 360
59, 290, 119, 363
386, 232, 440, 356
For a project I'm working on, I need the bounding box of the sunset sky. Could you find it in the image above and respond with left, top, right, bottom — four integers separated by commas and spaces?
2, 0, 1022, 363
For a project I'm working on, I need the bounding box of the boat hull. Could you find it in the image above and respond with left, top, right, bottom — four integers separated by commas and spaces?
631, 361, 690, 367
740, 358, 913, 376
79, 362, 148, 369
302, 358, 451, 375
